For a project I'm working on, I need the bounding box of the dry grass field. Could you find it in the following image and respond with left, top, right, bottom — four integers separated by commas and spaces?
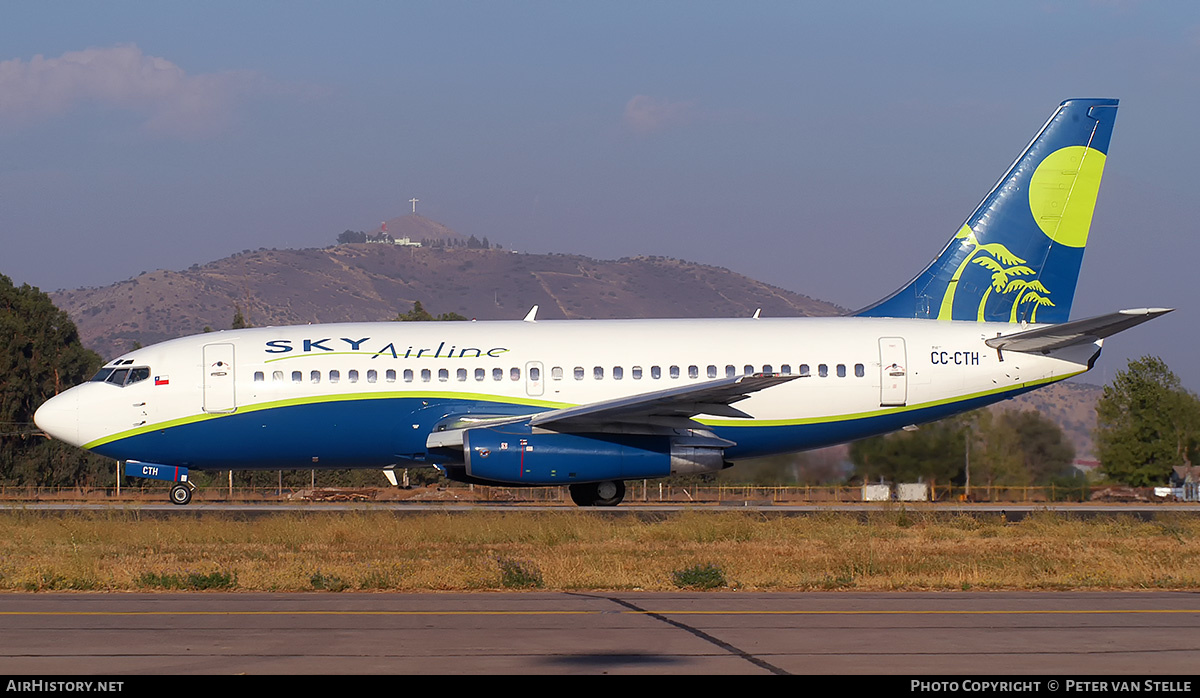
1, 510, 1197, 592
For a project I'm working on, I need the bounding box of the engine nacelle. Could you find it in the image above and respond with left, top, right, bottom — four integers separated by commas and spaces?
461, 424, 726, 485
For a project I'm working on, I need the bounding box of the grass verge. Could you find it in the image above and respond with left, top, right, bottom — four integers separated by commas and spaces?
0, 510, 1197, 592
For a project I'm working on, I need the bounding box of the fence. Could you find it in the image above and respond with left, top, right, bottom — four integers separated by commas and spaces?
0, 482, 1169, 505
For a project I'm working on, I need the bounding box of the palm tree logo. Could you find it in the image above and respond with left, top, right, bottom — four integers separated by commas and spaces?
1003, 279, 1055, 322
972, 257, 1034, 321
936, 225, 1028, 320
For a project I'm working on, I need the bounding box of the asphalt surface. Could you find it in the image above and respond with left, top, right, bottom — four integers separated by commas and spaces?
2, 591, 1199, 675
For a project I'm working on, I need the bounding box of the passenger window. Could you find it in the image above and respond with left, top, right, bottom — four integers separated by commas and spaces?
632, 366, 643, 380
510, 367, 521, 381
551, 367, 563, 381
763, 364, 773, 375
651, 366, 661, 379
310, 370, 321, 384
593, 366, 604, 380
837, 364, 846, 378
707, 365, 717, 379
494, 368, 504, 381
530, 367, 541, 381
613, 366, 623, 380
744, 365, 754, 376
818, 364, 828, 377
574, 366, 585, 380
329, 370, 340, 383
799, 364, 810, 377
292, 371, 302, 383
726, 365, 736, 378
367, 369, 377, 383
855, 363, 865, 378
273, 371, 284, 382
670, 365, 680, 379
476, 368, 486, 381
348, 370, 359, 383
403, 369, 413, 383
438, 369, 448, 382
457, 368, 467, 382
386, 369, 396, 383
254, 371, 265, 382
421, 369, 431, 382
688, 365, 698, 379
781, 364, 791, 375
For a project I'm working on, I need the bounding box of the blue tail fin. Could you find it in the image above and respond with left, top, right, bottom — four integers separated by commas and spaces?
855, 98, 1118, 324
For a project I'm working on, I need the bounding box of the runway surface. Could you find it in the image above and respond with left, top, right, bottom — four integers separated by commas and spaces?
2, 591, 1199, 674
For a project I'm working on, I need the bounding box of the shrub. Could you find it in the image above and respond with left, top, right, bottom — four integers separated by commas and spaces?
310, 571, 350, 592
497, 557, 544, 589
671, 563, 726, 590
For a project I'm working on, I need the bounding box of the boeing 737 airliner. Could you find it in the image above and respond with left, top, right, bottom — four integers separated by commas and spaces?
35, 98, 1169, 505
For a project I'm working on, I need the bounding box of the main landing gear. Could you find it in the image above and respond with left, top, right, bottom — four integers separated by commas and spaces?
169, 482, 195, 506
568, 480, 626, 507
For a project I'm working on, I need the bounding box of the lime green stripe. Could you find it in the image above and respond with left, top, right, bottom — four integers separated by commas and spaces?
83, 372, 1081, 450
82, 391, 571, 450
696, 372, 1081, 428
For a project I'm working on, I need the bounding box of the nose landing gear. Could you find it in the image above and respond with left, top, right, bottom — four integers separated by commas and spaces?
169, 482, 195, 506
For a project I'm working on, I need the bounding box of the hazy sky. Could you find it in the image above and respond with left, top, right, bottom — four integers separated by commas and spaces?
3, 2, 1199, 388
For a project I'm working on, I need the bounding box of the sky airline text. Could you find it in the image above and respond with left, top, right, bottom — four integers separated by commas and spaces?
263, 338, 509, 360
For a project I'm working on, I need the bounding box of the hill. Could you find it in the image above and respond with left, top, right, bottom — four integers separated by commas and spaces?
381, 214, 467, 246
50, 244, 842, 362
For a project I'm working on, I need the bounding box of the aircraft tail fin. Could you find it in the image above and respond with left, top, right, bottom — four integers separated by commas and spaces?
855, 98, 1119, 324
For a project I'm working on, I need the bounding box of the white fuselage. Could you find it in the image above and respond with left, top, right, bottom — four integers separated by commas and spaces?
34, 316, 1096, 472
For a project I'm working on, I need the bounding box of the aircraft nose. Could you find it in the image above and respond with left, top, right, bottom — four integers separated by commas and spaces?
34, 390, 80, 446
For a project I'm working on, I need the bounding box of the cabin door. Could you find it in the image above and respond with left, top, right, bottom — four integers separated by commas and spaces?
202, 343, 237, 413
879, 337, 907, 407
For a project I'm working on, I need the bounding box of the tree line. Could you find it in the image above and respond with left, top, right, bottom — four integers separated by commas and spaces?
336, 229, 496, 249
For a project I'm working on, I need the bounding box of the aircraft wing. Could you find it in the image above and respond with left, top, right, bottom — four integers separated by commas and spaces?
984, 308, 1173, 354
426, 374, 799, 449
529, 373, 800, 429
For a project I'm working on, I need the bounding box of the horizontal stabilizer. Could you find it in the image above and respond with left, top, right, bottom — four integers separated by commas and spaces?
984, 308, 1172, 353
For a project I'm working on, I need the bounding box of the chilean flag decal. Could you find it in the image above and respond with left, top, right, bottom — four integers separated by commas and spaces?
155, 375, 169, 386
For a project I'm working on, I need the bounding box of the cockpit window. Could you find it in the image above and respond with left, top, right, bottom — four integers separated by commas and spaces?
94, 366, 151, 387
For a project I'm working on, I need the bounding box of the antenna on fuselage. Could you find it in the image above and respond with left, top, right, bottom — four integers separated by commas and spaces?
523, 305, 539, 323
752, 308, 761, 319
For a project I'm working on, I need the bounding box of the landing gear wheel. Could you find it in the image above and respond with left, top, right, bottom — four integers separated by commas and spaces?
568, 483, 593, 507
593, 480, 625, 506
568, 480, 626, 507
169, 483, 193, 506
